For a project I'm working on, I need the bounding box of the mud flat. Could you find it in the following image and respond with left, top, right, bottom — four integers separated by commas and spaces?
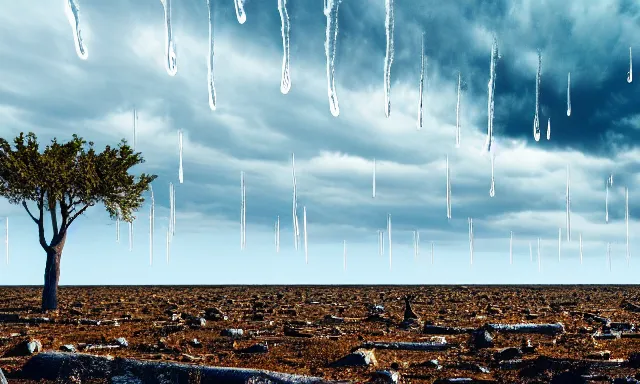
1, 285, 640, 383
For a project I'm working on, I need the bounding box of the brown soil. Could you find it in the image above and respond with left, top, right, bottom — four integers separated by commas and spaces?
1, 285, 640, 383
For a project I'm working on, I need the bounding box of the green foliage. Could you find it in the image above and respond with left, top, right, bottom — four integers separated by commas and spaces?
0, 132, 156, 247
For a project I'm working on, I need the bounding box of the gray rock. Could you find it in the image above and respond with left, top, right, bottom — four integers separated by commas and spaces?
220, 328, 244, 338
114, 337, 129, 348
330, 349, 376, 367
470, 329, 493, 349
0, 368, 7, 384
60, 344, 76, 353
111, 374, 143, 384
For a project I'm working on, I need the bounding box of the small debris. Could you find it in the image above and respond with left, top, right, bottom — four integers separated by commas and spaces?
330, 348, 376, 367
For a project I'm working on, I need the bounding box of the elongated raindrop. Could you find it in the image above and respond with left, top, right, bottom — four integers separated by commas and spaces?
579, 233, 583, 264
160, 0, 177, 76
566, 72, 571, 116
65, 0, 88, 60
207, 0, 217, 110
607, 242, 612, 271
378, 230, 384, 256
489, 151, 495, 197
533, 50, 541, 142
605, 174, 613, 223
546, 118, 550, 140
178, 130, 184, 183
628, 47, 633, 83
417, 32, 425, 130
275, 216, 280, 253
343, 240, 347, 271
383, 0, 394, 117
455, 72, 461, 148
278, 0, 291, 94
292, 153, 300, 250
509, 231, 513, 265
234, 0, 246, 24
430, 241, 434, 264
303, 206, 308, 264
387, 214, 392, 270
324, 0, 341, 117
485, 36, 498, 152
446, 155, 451, 219
566, 165, 571, 241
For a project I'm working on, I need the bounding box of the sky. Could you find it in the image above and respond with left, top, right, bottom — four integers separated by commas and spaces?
0, 0, 639, 285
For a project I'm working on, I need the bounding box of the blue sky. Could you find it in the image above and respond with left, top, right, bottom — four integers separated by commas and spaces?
0, 0, 639, 285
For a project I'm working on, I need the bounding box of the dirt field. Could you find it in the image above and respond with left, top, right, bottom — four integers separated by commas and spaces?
1, 285, 640, 383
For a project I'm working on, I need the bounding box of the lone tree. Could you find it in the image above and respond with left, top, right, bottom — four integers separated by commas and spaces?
0, 132, 156, 311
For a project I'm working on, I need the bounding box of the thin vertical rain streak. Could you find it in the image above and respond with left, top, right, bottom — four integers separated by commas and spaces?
489, 151, 495, 197
234, 0, 246, 24
149, 187, 155, 266
430, 242, 434, 264
606, 174, 613, 223
628, 47, 633, 83
172, 184, 176, 236
240, 171, 246, 250
372, 158, 376, 198
160, 0, 177, 76
378, 230, 384, 256
626, 188, 630, 265
468, 218, 474, 265
64, 0, 88, 60
558, 227, 561, 262
178, 130, 184, 184
383, 0, 395, 118
607, 242, 612, 271
275, 216, 280, 253
417, 32, 425, 130
343, 240, 347, 271
166, 227, 170, 264
509, 231, 513, 265
132, 109, 137, 151
168, 183, 174, 242
446, 155, 451, 219
323, 0, 341, 117
485, 36, 498, 152
533, 50, 541, 142
455, 72, 461, 148
129, 221, 134, 252
546, 118, 551, 141
579, 233, 583, 264
278, 0, 291, 94
292, 154, 300, 250
566, 72, 571, 116
566, 165, 571, 241
303, 207, 308, 264
387, 214, 392, 270
207, 0, 217, 110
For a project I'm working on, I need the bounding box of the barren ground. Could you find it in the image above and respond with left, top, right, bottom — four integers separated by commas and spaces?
1, 285, 640, 383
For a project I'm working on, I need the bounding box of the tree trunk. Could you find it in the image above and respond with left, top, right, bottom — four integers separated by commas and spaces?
41, 232, 67, 311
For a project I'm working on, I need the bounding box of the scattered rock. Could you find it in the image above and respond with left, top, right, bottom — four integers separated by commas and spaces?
470, 329, 493, 349
204, 307, 228, 321
6, 339, 42, 356
403, 295, 419, 321
586, 350, 611, 360
370, 370, 399, 384
238, 343, 269, 354
187, 317, 206, 329
494, 347, 522, 361
330, 348, 377, 367
60, 344, 76, 353
114, 337, 129, 348
0, 368, 7, 384
220, 328, 244, 338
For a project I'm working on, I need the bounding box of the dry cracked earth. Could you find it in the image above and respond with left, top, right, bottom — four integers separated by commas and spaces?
1, 285, 640, 383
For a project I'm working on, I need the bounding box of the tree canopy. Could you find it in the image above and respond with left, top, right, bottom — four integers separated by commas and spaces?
0, 132, 156, 248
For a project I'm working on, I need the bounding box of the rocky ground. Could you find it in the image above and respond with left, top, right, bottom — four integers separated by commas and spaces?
1, 285, 640, 383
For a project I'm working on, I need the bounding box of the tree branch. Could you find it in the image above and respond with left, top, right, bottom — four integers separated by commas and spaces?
49, 196, 59, 239
22, 201, 38, 224
63, 203, 91, 230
